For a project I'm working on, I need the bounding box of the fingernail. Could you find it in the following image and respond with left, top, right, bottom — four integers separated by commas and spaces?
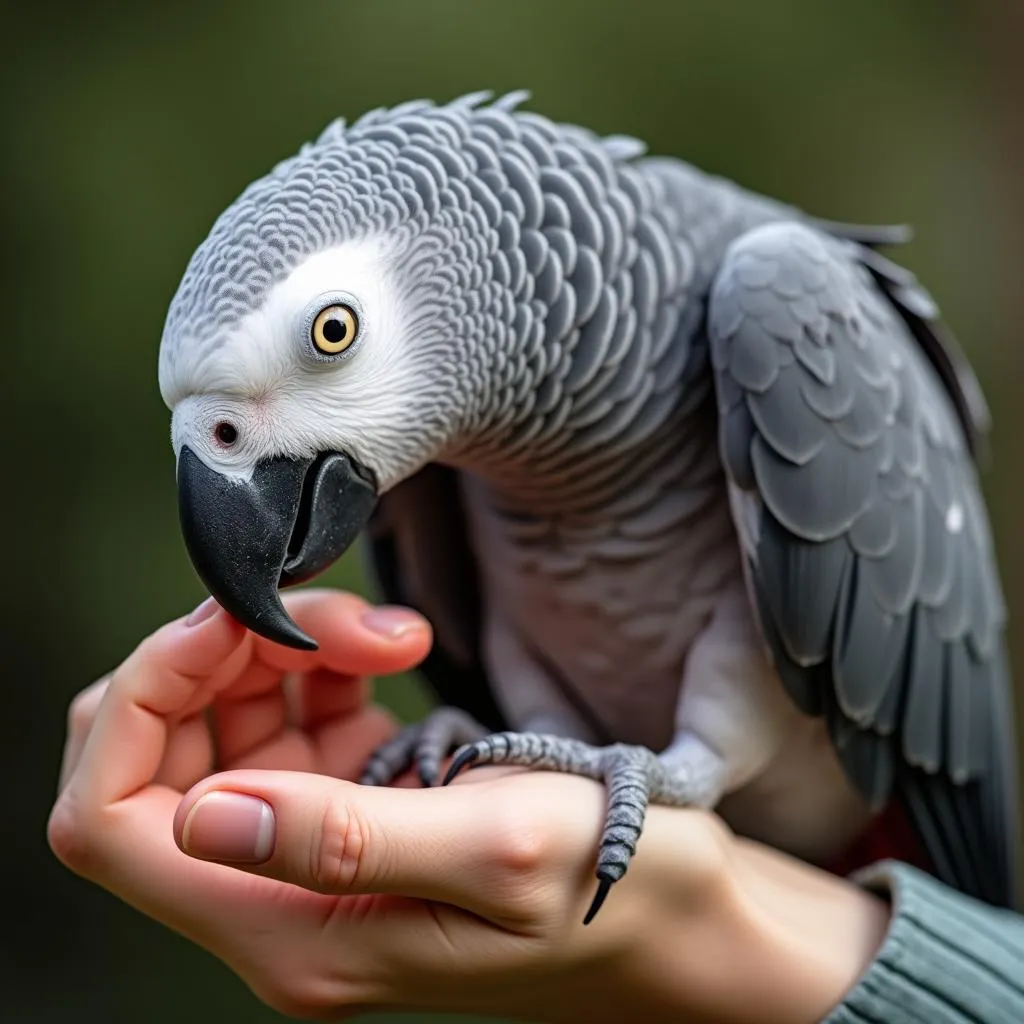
181, 792, 275, 863
361, 605, 424, 639
186, 597, 219, 627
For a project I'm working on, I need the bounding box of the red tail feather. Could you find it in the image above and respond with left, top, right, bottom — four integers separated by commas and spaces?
824, 800, 934, 878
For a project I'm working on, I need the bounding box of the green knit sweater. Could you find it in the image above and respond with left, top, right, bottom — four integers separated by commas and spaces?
825, 862, 1024, 1023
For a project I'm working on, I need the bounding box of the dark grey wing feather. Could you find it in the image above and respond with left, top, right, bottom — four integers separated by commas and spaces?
707, 221, 1017, 907
361, 465, 508, 732
820, 218, 993, 456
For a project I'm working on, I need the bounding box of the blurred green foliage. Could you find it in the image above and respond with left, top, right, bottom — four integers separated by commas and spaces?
1, 1, 1021, 1022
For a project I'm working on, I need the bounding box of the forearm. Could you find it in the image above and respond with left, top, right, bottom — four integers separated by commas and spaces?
618, 832, 888, 1024
627, 815, 1024, 1024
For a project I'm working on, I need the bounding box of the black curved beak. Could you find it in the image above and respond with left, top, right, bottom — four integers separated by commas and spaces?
177, 446, 377, 650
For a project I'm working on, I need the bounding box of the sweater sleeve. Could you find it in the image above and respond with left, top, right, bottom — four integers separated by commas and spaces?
824, 861, 1024, 1024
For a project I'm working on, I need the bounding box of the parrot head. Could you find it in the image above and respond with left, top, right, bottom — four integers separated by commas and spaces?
159, 92, 555, 649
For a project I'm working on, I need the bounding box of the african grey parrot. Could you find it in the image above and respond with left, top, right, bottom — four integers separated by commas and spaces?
160, 90, 1018, 922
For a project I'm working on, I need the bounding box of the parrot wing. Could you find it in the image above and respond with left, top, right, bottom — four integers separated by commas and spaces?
362, 464, 508, 732
706, 219, 1017, 906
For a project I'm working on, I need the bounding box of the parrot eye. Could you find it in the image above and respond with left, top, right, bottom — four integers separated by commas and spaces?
311, 304, 359, 356
214, 422, 238, 446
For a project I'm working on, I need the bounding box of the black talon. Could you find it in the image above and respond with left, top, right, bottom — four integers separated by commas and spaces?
418, 765, 438, 788
442, 746, 480, 786
583, 875, 614, 925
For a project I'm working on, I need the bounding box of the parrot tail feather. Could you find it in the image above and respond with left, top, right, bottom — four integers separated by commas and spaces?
823, 799, 934, 879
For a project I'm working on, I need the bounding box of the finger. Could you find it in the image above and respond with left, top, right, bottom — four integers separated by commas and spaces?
291, 668, 367, 729
67, 607, 250, 813
311, 704, 399, 780
214, 679, 386, 776
211, 662, 291, 765
212, 665, 365, 765
209, 591, 426, 762
209, 587, 425, 707
59, 675, 112, 792
63, 675, 217, 799
51, 777, 484, 1009
173, 768, 606, 919
255, 590, 432, 678
153, 713, 216, 792
49, 782, 331, 951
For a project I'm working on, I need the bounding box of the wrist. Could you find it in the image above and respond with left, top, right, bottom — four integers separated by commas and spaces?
617, 818, 890, 1024
722, 838, 891, 1023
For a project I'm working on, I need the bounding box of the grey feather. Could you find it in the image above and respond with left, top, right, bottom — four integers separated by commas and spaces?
163, 92, 1016, 911
757, 515, 850, 668
708, 221, 1016, 905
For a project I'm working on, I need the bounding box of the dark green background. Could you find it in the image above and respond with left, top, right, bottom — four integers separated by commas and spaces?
2, 2, 1022, 1022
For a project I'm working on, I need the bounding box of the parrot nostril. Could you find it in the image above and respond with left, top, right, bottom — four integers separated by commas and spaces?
214, 422, 239, 447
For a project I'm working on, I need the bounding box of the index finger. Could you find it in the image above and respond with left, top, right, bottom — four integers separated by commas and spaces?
67, 608, 251, 813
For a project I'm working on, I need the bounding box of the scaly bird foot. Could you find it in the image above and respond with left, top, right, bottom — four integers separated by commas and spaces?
442, 731, 725, 924
360, 706, 490, 787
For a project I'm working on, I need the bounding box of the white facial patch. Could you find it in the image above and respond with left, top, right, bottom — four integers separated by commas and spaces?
163, 235, 426, 486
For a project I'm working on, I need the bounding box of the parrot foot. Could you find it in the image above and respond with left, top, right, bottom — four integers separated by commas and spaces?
442, 731, 725, 924
359, 706, 490, 787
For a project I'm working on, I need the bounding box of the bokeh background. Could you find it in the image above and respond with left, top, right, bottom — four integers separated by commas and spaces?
2, 1, 1022, 1021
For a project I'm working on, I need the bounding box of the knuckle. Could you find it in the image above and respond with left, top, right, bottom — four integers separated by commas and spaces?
247, 977, 319, 1020
485, 792, 553, 877
245, 965, 367, 1021
66, 683, 105, 736
311, 795, 376, 892
47, 794, 98, 876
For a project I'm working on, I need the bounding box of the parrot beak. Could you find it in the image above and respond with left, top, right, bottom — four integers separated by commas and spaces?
176, 446, 378, 650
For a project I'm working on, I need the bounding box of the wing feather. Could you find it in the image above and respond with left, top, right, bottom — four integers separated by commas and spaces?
708, 221, 1017, 906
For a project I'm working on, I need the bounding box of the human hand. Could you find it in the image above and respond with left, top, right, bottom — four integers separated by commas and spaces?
49, 590, 887, 1023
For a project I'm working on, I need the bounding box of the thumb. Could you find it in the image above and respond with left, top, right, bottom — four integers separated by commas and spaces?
173, 769, 565, 917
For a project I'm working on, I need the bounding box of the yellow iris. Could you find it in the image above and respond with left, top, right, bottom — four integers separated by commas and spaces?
311, 304, 359, 355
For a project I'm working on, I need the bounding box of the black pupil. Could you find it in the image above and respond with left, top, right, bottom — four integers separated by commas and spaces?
215, 422, 238, 445
322, 317, 348, 343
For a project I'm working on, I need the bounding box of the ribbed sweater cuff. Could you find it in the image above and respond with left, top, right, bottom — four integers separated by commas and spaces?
824, 861, 1024, 1023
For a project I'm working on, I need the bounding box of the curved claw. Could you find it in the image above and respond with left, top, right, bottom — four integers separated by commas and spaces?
583, 876, 614, 926
442, 745, 480, 786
